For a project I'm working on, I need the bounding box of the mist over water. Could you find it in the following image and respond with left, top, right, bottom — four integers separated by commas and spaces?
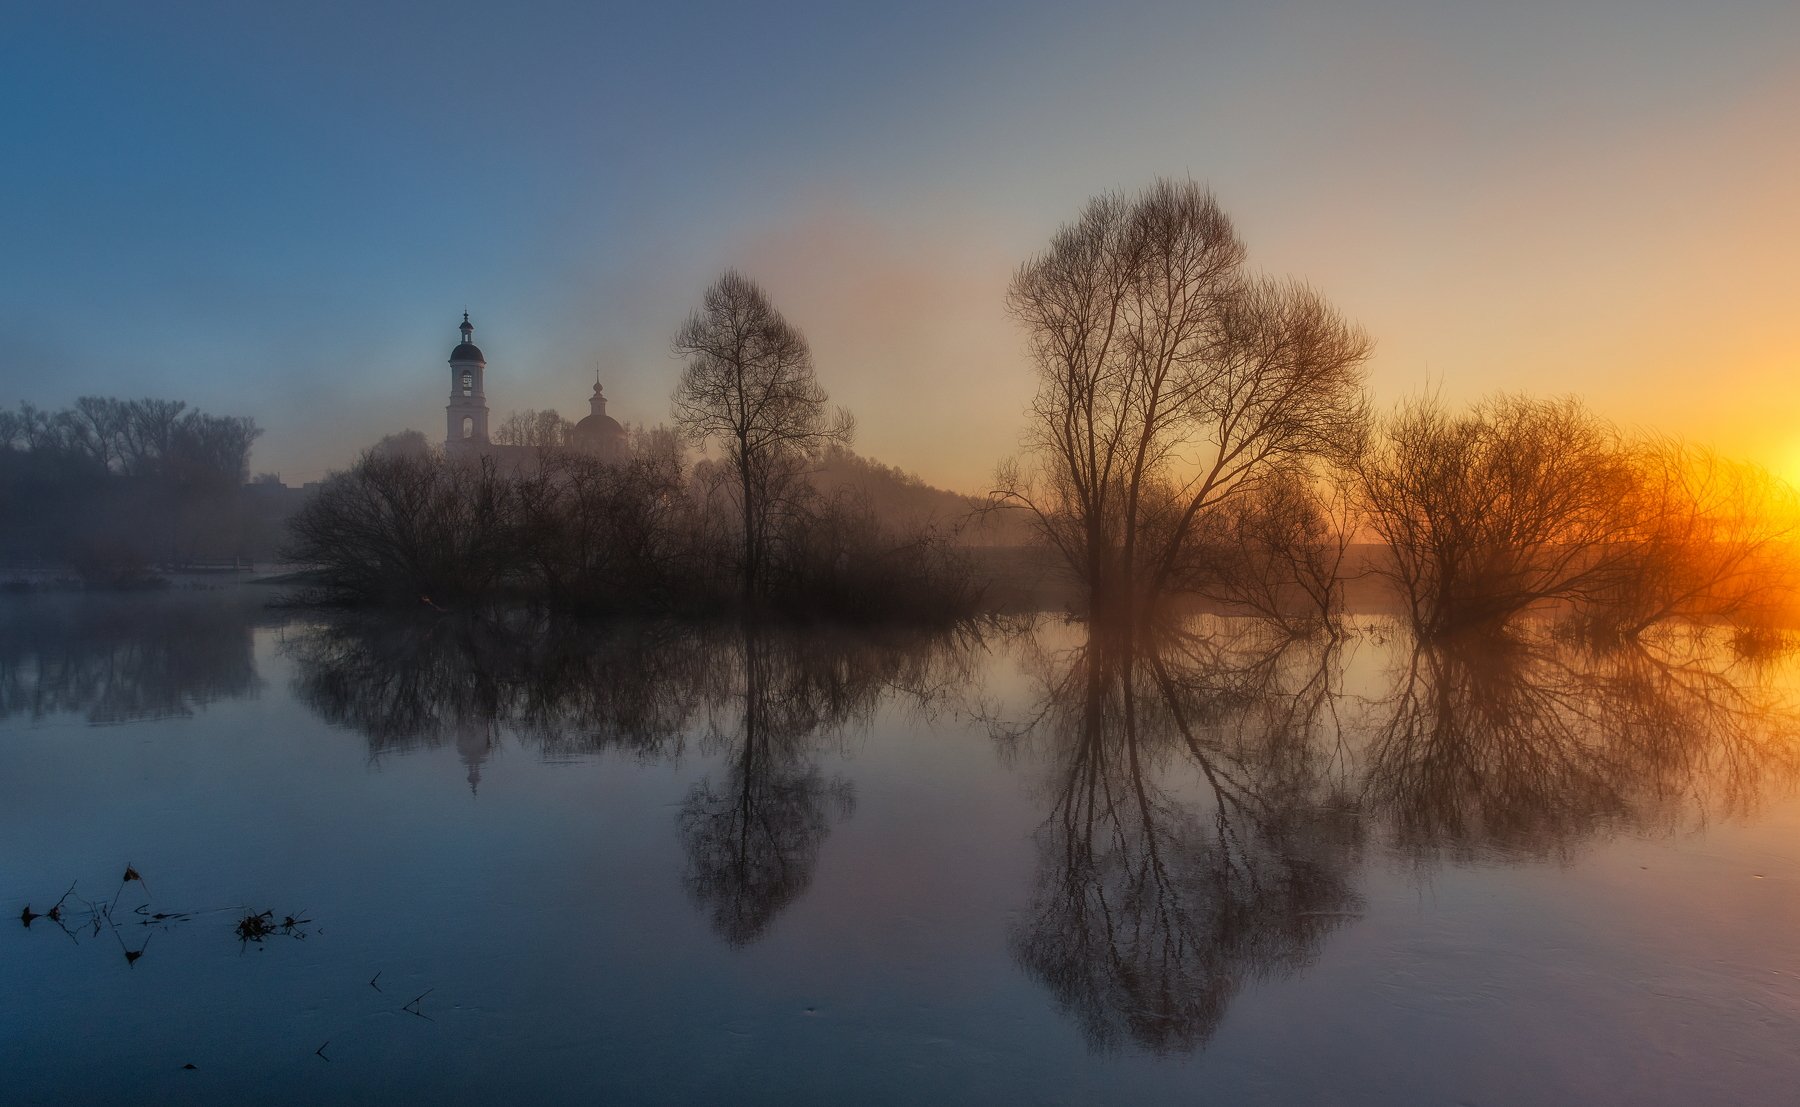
4, 588, 1799, 1104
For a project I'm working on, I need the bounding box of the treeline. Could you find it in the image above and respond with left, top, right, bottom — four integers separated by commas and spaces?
1000, 178, 1800, 642
0, 397, 269, 582
286, 441, 978, 622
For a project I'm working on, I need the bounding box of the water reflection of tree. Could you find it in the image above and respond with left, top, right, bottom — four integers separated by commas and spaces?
1005, 617, 1799, 1056
288, 613, 975, 942
1363, 629, 1799, 860
678, 626, 855, 946
1005, 622, 1363, 1055
288, 613, 717, 761
678, 623, 979, 945
0, 596, 263, 724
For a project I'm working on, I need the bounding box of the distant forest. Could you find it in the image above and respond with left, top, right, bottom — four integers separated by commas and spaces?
0, 397, 277, 583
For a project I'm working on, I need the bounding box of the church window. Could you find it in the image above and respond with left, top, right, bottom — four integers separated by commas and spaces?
461, 370, 473, 397
461, 416, 474, 439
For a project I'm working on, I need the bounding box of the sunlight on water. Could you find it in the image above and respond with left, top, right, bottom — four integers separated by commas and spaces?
4, 591, 1799, 1104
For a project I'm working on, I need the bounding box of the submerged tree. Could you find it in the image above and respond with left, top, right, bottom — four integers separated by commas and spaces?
673, 270, 854, 603
1358, 393, 1800, 640
997, 179, 1370, 620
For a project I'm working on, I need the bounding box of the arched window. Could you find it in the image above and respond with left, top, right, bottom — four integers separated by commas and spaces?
460, 370, 473, 397
461, 416, 474, 439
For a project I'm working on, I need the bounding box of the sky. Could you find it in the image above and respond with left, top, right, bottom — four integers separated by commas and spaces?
3, 0, 1798, 491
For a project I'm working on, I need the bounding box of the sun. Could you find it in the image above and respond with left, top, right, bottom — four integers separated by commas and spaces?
1781, 440, 1800, 490
1775, 440, 1800, 499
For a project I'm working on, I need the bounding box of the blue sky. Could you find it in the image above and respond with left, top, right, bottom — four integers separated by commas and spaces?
4, 0, 1798, 487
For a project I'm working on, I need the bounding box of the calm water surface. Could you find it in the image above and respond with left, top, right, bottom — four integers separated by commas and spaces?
4, 588, 1799, 1105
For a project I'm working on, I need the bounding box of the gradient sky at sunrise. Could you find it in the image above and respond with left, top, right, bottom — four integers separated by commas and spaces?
4, 0, 1797, 490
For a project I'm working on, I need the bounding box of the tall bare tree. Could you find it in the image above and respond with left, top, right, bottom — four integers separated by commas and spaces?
998, 179, 1369, 620
673, 269, 853, 603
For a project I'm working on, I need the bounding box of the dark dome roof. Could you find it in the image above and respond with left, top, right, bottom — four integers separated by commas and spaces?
575, 412, 625, 437
450, 342, 485, 363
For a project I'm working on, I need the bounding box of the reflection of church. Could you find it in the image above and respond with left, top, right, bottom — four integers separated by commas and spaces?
443, 313, 629, 463
455, 717, 494, 796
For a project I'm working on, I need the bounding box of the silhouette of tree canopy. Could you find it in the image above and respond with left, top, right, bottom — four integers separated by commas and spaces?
1357, 395, 1639, 637
673, 269, 855, 604
1356, 394, 1800, 639
1590, 439, 1800, 639
1185, 467, 1361, 634
0, 396, 264, 577
997, 180, 1370, 619
284, 431, 973, 621
492, 409, 577, 448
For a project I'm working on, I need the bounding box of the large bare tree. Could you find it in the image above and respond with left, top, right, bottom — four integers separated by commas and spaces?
672, 270, 853, 602
998, 179, 1370, 620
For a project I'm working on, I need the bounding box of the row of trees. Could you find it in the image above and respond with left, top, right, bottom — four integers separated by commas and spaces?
289, 178, 1794, 636
286, 438, 977, 621
0, 397, 261, 483
1000, 179, 1798, 641
0, 397, 266, 580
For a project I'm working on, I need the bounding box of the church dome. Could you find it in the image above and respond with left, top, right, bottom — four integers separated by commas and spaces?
575, 412, 625, 438
450, 312, 484, 363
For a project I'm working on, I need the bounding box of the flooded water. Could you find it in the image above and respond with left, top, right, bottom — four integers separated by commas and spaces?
4, 588, 1800, 1105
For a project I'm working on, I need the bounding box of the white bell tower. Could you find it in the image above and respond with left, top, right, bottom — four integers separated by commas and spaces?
445, 312, 489, 453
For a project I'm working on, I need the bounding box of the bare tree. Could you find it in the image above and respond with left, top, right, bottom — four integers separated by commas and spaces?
673, 269, 853, 603
285, 451, 520, 605
0, 407, 23, 451
1357, 394, 1635, 637
1189, 467, 1359, 635
1592, 440, 1800, 639
493, 408, 575, 449
997, 179, 1369, 621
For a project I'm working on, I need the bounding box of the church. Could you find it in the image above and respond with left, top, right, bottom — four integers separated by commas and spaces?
442, 313, 630, 464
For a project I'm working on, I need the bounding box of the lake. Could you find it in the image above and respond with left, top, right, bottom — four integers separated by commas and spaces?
4, 587, 1799, 1104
